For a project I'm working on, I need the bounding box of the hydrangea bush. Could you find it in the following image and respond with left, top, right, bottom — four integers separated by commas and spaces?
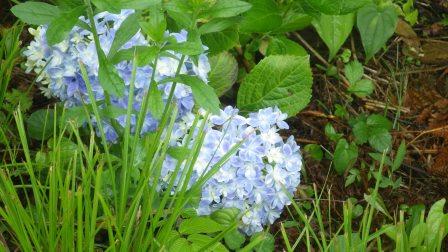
24, 10, 302, 235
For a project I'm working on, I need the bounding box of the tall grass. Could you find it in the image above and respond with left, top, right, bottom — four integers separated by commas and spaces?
0, 23, 22, 109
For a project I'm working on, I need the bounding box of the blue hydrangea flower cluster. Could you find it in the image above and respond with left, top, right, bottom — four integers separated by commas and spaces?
24, 10, 210, 142
164, 106, 302, 234
24, 10, 303, 235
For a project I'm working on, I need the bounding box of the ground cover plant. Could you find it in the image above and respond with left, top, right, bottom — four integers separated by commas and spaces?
1, 0, 448, 251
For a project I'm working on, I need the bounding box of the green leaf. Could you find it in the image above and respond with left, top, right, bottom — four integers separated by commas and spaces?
46, 6, 85, 45
208, 52, 238, 96
301, 0, 370, 15
168, 237, 192, 251
202, 30, 239, 54
304, 144, 323, 161
139, 4, 166, 42
92, 0, 159, 11
199, 17, 241, 34
251, 232, 275, 252
392, 140, 406, 171
119, 0, 159, 10
347, 79, 374, 98
110, 46, 158, 66
312, 13, 355, 60
164, 40, 204, 56
352, 120, 369, 144
367, 114, 392, 130
224, 229, 245, 250
98, 53, 125, 97
11, 2, 60, 25
364, 193, 392, 219
237, 55, 312, 117
426, 199, 446, 247
168, 75, 221, 114
325, 123, 343, 142
266, 36, 308, 56
333, 139, 358, 174
210, 208, 240, 226
409, 223, 426, 248
179, 217, 225, 234
275, 2, 312, 32
108, 13, 140, 58
148, 82, 164, 119
167, 146, 190, 161
368, 127, 392, 152
27, 109, 55, 141
344, 60, 364, 84
61, 106, 89, 126
239, 0, 282, 33
188, 234, 228, 252
208, 0, 252, 18
357, 4, 398, 61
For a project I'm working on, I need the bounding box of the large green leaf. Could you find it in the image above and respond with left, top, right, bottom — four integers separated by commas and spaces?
46, 6, 85, 45
179, 217, 225, 234
11, 2, 60, 25
27, 109, 55, 141
312, 13, 355, 60
166, 75, 221, 114
108, 13, 140, 58
98, 52, 125, 97
239, 0, 282, 33
207, 0, 252, 18
275, 2, 312, 32
357, 4, 398, 61
266, 36, 307, 56
301, 0, 370, 15
237, 55, 312, 117
202, 30, 239, 54
208, 52, 238, 96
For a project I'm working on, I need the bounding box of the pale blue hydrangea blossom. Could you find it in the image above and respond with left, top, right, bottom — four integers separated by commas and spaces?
24, 10, 209, 142
23, 10, 302, 234
164, 107, 302, 235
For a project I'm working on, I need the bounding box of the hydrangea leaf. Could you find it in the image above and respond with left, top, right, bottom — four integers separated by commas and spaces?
301, 0, 370, 15
198, 17, 241, 34
11, 2, 60, 25
27, 109, 55, 141
357, 4, 398, 61
237, 55, 312, 117
251, 232, 275, 252
188, 234, 228, 252
207, 0, 253, 18
46, 6, 86, 45
266, 36, 308, 57
179, 217, 225, 234
166, 75, 221, 115
148, 81, 164, 120
98, 53, 126, 97
275, 2, 312, 33
108, 13, 140, 58
239, 0, 282, 33
224, 229, 246, 250
312, 13, 355, 60
210, 208, 240, 226
202, 30, 239, 54
208, 52, 238, 96
139, 4, 166, 42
